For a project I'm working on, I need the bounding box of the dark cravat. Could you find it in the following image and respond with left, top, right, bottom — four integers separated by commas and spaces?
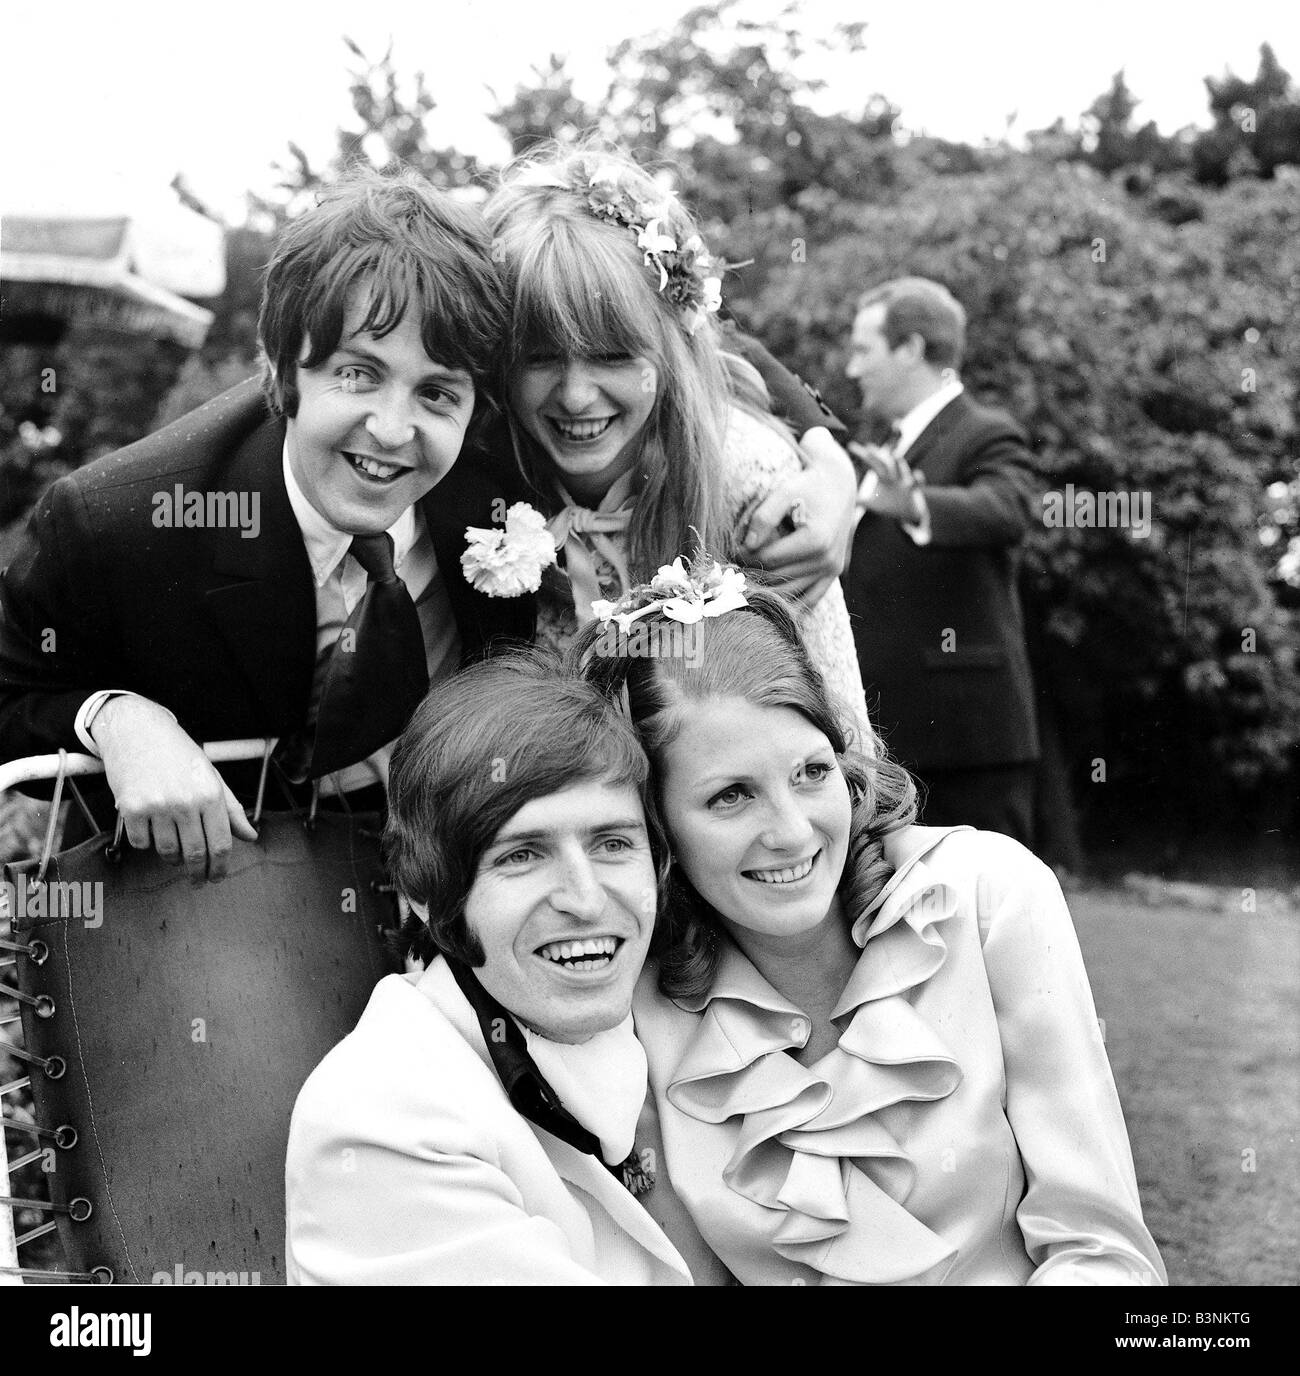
307, 533, 428, 779
443, 957, 603, 1159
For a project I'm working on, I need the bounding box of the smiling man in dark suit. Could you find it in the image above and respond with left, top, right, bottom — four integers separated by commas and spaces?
0, 170, 531, 881
841, 277, 1040, 843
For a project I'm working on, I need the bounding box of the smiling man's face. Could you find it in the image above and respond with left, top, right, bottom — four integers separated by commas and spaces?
285, 291, 476, 535
462, 780, 658, 1045
845, 302, 915, 421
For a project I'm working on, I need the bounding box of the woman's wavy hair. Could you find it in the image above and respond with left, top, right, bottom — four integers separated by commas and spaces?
483, 139, 737, 581
385, 649, 670, 968
568, 581, 918, 1001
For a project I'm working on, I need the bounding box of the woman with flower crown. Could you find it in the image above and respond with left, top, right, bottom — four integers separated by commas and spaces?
471, 142, 871, 738
571, 560, 1167, 1286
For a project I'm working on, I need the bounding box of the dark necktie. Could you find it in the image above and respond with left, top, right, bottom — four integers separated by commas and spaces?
308, 533, 429, 779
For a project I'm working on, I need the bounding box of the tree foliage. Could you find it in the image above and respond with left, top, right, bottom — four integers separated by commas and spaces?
728, 155, 1300, 831
0, 327, 189, 540
1197, 42, 1300, 182
1057, 46, 1300, 189
251, 37, 485, 225
1076, 70, 1187, 178
490, 54, 597, 159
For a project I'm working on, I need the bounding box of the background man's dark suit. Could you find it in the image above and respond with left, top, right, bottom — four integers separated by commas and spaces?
842, 391, 1040, 838
0, 379, 534, 782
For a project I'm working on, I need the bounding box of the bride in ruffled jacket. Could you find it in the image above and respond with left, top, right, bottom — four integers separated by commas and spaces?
573, 570, 1166, 1286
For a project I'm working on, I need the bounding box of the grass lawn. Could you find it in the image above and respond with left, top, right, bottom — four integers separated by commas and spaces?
1071, 886, 1300, 1286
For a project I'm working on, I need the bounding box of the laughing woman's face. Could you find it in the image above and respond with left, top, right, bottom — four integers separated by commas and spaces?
462, 779, 658, 1044
656, 698, 852, 951
508, 352, 658, 505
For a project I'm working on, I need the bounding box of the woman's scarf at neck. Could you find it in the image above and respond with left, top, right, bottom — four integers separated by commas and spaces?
545, 470, 638, 621
444, 956, 646, 1167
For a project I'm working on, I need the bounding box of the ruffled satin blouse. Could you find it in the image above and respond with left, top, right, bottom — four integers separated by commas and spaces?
632, 825, 1167, 1286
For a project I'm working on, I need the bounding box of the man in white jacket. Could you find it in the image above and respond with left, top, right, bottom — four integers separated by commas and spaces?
285, 653, 710, 1285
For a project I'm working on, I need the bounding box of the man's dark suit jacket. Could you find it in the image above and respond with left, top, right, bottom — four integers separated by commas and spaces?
0, 379, 535, 779
842, 391, 1040, 773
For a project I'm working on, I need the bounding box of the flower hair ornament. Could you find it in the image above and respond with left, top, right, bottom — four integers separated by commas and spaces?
590, 556, 749, 633
586, 165, 740, 336
461, 502, 557, 597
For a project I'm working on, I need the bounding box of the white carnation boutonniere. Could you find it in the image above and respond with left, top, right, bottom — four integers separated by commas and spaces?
461, 502, 557, 597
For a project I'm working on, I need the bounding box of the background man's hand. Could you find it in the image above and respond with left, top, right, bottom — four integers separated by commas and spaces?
738, 427, 857, 605
850, 441, 927, 524
90, 696, 258, 883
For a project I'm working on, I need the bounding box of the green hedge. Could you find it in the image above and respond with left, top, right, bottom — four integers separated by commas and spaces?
719, 157, 1300, 832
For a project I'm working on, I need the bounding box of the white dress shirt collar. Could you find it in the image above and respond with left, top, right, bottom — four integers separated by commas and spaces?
282, 444, 419, 587
893, 375, 965, 457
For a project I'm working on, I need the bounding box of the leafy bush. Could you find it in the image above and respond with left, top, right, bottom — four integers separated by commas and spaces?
721, 156, 1300, 832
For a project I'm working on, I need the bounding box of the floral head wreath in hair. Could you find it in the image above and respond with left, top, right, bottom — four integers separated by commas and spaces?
590, 555, 749, 633
584, 164, 740, 336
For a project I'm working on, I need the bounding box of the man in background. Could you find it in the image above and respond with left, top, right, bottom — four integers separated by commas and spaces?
842, 277, 1040, 844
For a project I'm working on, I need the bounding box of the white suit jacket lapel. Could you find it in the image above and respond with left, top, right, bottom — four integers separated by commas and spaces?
418, 960, 692, 1283
543, 1133, 693, 1282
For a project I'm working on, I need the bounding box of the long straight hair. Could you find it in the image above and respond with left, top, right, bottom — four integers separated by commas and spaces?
484, 143, 737, 582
